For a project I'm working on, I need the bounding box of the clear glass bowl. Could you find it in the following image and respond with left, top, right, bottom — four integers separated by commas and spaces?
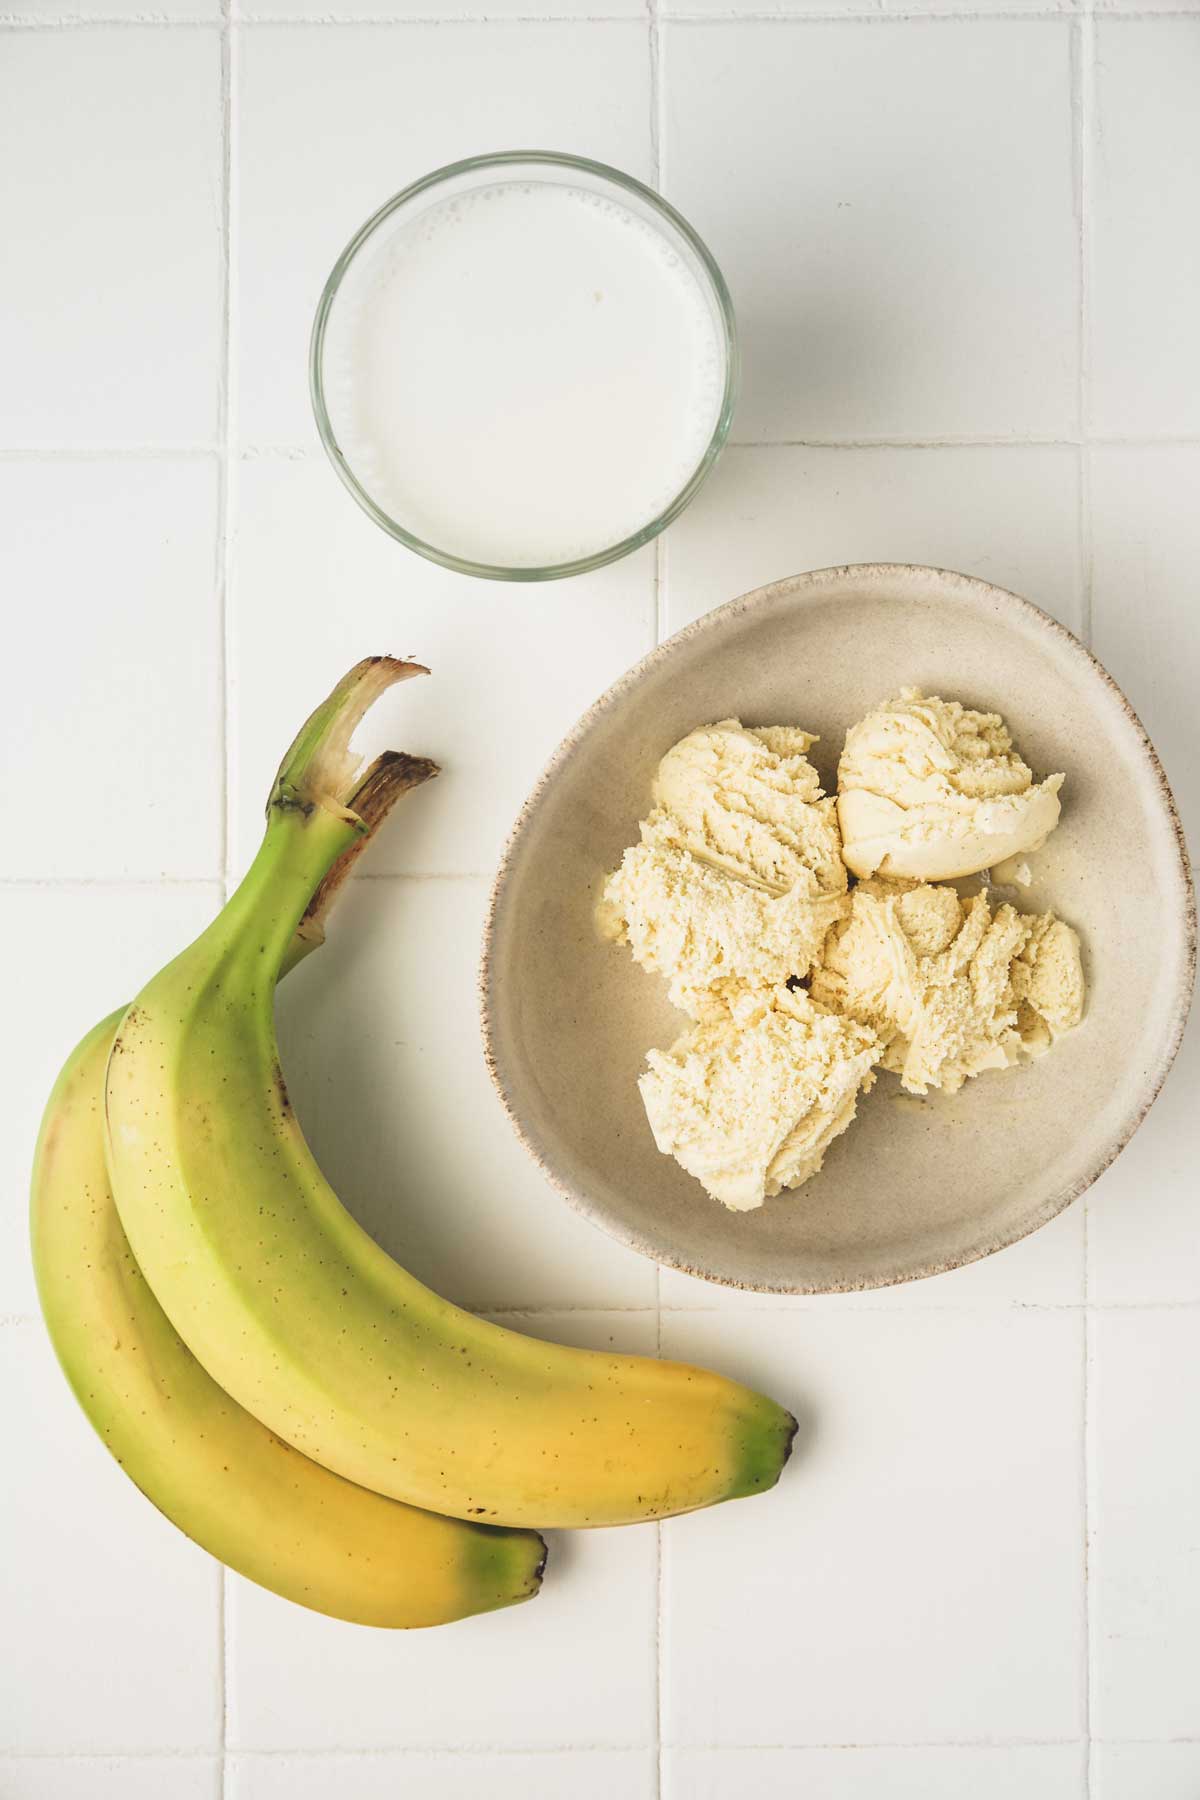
309, 150, 739, 583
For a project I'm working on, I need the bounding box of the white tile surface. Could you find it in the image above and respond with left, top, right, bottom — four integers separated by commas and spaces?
0, 29, 221, 446
228, 1312, 658, 1751
0, 459, 222, 881
230, 454, 654, 878
0, 1320, 221, 1753
1090, 20, 1200, 437
665, 1745, 1087, 1799
660, 443, 1082, 636
0, 1762, 220, 1800
1091, 1309, 1200, 1742
229, 1750, 656, 1800
662, 21, 1077, 442
1, 882, 220, 1317
6, 0, 219, 11
245, 0, 644, 13
1092, 1742, 1200, 1800
883, 0, 1077, 11
664, 0, 884, 14
661, 1308, 1085, 1745
276, 876, 657, 1308
237, 22, 652, 447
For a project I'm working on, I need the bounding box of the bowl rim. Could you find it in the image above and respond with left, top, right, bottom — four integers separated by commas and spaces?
479, 562, 1197, 1293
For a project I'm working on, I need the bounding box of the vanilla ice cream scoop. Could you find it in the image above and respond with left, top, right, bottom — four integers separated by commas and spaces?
837, 689, 1064, 881
809, 877, 1085, 1096
651, 720, 847, 894
600, 719, 848, 1016
638, 985, 881, 1211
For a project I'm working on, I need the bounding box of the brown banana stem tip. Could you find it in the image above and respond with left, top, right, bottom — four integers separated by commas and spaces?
295, 749, 440, 950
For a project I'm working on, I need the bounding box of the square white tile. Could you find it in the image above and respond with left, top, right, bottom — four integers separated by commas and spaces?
1090, 20, 1200, 437
237, 23, 652, 447
664, 1745, 1087, 1798
662, 20, 1078, 441
661, 1308, 1085, 1744
229, 1750, 656, 1800
0, 1321, 221, 1753
3, 882, 220, 1317
0, 459, 222, 881
275, 876, 657, 1309
1091, 1309, 1200, 1741
660, 443, 1082, 635
229, 454, 654, 880
659, 1202, 1085, 1310
0, 30, 221, 446
227, 1312, 658, 1751
1092, 1743, 1200, 1800
0, 1762, 219, 1800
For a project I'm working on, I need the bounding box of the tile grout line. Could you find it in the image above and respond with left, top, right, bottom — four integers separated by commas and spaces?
10, 9, 1200, 26
218, 0, 238, 905
215, 0, 237, 1792
10, 1737, 1116, 1762
0, 445, 220, 459
648, 10, 666, 1797
10, 1301, 1200, 1323
726, 433, 1200, 449
1078, 6, 1096, 647
0, 872, 490, 886
7, 7, 1200, 24
0, 876, 228, 889
1073, 17, 1095, 1792
5, 432, 1200, 461
649, 0, 668, 657
1083, 1303, 1098, 1797
22, 1736, 1200, 1766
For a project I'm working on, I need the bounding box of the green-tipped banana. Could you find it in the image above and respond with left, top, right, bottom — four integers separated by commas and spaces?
32, 746, 545, 1628
107, 659, 797, 1530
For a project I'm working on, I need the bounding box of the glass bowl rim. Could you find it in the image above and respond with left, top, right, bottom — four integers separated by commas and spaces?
308, 148, 739, 584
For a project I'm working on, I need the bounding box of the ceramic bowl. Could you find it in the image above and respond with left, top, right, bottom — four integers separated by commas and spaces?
480, 565, 1195, 1293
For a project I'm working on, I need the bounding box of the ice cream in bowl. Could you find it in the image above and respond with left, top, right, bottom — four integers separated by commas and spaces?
481, 565, 1194, 1294
597, 709, 1085, 1214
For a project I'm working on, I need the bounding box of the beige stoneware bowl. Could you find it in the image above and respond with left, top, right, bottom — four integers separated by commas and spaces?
481, 565, 1195, 1292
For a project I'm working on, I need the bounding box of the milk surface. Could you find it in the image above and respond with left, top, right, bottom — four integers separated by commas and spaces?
327, 181, 726, 568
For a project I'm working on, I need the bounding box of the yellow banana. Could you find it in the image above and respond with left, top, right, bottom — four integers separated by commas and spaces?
107, 658, 797, 1530
32, 743, 545, 1628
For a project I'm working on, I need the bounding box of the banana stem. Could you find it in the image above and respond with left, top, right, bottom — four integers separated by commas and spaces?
233, 665, 440, 986
269, 657, 429, 822
287, 750, 439, 974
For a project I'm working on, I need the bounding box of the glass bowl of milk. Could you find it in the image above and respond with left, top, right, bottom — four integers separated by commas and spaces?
310, 151, 737, 581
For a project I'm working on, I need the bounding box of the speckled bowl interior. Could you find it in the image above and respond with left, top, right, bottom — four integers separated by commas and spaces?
481, 564, 1195, 1293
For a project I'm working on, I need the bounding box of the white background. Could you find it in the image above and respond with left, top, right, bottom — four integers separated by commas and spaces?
2, 1, 1198, 1797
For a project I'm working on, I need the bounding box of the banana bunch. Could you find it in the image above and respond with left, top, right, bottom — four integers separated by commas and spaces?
33, 658, 796, 1629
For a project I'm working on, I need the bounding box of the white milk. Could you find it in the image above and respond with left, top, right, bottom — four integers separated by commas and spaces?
325, 181, 727, 570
